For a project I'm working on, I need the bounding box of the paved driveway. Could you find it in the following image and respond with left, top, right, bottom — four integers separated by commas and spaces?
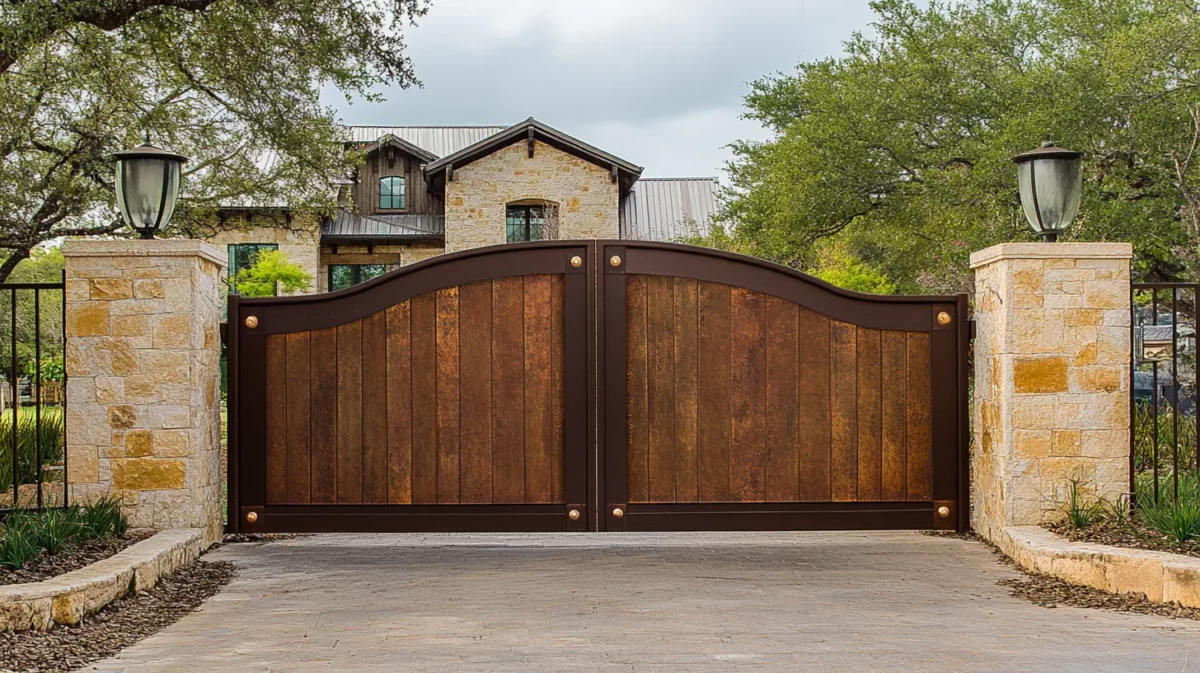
86, 532, 1200, 672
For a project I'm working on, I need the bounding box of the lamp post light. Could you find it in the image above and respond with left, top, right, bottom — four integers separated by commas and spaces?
1012, 141, 1083, 243
111, 141, 188, 239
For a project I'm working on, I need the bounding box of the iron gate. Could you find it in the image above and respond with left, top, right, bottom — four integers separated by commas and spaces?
227, 241, 968, 533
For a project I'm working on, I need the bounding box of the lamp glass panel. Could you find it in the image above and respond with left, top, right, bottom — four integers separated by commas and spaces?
1019, 157, 1081, 234
116, 158, 181, 231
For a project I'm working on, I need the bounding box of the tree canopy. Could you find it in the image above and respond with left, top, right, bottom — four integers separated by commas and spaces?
229, 249, 312, 297
0, 0, 428, 280
719, 0, 1200, 292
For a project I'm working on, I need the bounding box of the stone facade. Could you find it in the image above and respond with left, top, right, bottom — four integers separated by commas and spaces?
444, 140, 619, 252
62, 240, 226, 545
202, 216, 320, 295
970, 242, 1132, 541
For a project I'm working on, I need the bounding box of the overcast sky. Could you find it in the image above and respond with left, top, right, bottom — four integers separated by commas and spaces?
327, 1, 879, 179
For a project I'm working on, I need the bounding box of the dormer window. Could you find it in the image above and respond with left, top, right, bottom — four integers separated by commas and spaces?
379, 176, 406, 210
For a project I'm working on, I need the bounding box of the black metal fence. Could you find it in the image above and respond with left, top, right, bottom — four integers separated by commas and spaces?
0, 272, 67, 513
1130, 282, 1198, 506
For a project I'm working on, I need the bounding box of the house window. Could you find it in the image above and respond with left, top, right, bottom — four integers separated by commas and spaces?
329, 264, 387, 291
379, 176, 406, 210
506, 205, 548, 242
227, 243, 278, 294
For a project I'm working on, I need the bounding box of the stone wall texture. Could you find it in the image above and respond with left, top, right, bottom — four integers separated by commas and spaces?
63, 240, 226, 545
444, 140, 619, 252
203, 216, 320, 295
971, 242, 1132, 542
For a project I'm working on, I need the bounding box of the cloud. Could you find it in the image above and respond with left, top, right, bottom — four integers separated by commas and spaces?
329, 0, 877, 178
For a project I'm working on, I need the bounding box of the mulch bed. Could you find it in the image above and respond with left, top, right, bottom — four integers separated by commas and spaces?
0, 531, 153, 586
221, 532, 305, 544
923, 529, 1200, 620
0, 558, 237, 673
1044, 518, 1200, 559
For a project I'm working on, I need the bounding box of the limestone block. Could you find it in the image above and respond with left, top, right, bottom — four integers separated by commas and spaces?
1013, 357, 1068, 393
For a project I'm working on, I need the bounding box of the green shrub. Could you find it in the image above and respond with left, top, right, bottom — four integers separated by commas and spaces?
1063, 480, 1105, 529
0, 407, 64, 492
0, 513, 40, 569
1132, 405, 1198, 475
35, 507, 76, 555
1140, 497, 1200, 543
73, 496, 127, 539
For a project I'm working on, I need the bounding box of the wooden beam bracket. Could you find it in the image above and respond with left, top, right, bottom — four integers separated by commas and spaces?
528, 127, 536, 158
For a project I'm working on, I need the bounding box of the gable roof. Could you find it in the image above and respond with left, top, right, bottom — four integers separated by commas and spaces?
356, 134, 439, 163
621, 177, 720, 242
425, 118, 643, 191
345, 125, 506, 158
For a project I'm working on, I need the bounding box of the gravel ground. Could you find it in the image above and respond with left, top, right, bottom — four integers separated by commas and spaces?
0, 559, 236, 673
924, 530, 1200, 621
1046, 518, 1200, 559
0, 532, 152, 586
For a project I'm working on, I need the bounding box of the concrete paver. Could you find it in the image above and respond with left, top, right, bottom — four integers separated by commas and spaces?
85, 532, 1200, 672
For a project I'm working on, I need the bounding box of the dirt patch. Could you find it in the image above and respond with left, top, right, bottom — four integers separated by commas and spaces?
926, 528, 1200, 620
1000, 574, 1200, 620
1044, 519, 1200, 559
221, 532, 305, 544
0, 558, 236, 673
0, 531, 153, 586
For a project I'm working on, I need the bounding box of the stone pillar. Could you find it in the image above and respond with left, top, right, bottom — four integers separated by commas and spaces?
62, 240, 226, 546
970, 242, 1132, 541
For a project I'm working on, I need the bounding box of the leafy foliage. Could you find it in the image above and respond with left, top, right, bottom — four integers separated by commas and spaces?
809, 241, 896, 294
229, 249, 313, 297
0, 407, 65, 493
0, 497, 130, 569
722, 0, 1200, 291
0, 0, 429, 280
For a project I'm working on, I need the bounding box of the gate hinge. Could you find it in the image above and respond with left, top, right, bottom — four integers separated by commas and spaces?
968, 318, 976, 342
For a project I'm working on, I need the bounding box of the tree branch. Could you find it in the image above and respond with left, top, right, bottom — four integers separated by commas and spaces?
0, 0, 219, 75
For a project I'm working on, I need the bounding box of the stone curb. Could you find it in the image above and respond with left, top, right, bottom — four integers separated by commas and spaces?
0, 528, 204, 632
996, 525, 1200, 607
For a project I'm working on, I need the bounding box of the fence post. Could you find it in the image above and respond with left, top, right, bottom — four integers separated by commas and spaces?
62, 239, 227, 546
969, 242, 1132, 542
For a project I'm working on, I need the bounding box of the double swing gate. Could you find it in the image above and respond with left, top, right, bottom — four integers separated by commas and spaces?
228, 241, 968, 534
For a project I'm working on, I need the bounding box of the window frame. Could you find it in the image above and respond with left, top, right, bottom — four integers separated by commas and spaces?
506, 205, 548, 243
227, 243, 279, 295
378, 176, 406, 211
327, 263, 388, 292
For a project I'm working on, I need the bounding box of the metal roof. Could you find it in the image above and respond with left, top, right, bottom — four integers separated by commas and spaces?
321, 210, 444, 240
345, 126, 507, 158
621, 177, 720, 242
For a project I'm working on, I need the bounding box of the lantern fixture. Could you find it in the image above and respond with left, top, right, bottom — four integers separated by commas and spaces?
111, 141, 188, 239
1012, 141, 1083, 243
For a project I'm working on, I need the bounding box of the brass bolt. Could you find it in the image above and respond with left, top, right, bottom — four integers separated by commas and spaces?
612, 507, 625, 519
609, 255, 622, 267
245, 315, 259, 329
570, 255, 583, 268
568, 509, 581, 521
937, 506, 951, 518
246, 511, 258, 523
937, 311, 952, 326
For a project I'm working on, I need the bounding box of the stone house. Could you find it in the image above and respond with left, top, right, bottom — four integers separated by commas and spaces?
205, 118, 719, 293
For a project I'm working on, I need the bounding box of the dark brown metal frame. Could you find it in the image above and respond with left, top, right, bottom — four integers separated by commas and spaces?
228, 241, 595, 534
0, 275, 67, 514
596, 242, 970, 533
229, 240, 970, 534
1129, 282, 1198, 507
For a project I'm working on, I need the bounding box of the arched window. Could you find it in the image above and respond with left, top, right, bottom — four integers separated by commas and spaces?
379, 176, 405, 210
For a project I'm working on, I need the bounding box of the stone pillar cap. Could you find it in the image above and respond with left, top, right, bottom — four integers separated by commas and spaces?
969, 242, 1132, 269
62, 238, 227, 268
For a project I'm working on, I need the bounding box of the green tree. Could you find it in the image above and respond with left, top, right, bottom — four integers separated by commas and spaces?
809, 241, 896, 294
722, 0, 1200, 291
230, 249, 312, 297
0, 0, 429, 280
